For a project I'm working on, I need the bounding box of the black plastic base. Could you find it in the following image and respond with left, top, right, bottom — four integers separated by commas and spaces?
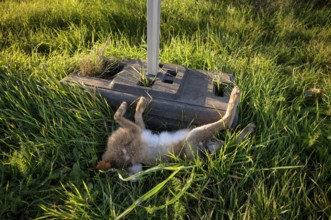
61, 60, 238, 130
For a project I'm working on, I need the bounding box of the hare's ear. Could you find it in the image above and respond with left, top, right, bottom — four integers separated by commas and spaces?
96, 160, 111, 170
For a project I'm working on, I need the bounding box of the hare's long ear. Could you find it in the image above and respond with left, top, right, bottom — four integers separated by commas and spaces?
96, 160, 111, 170
135, 97, 147, 129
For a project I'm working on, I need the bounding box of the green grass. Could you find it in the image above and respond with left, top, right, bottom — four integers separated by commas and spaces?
1, 0, 331, 219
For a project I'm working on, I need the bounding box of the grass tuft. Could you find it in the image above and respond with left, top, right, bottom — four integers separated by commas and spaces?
77, 39, 121, 77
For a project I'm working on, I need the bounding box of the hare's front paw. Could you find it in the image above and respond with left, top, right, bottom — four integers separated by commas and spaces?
136, 97, 147, 112
119, 101, 128, 111
114, 101, 127, 120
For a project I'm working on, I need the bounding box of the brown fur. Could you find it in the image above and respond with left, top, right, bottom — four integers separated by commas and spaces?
96, 86, 255, 171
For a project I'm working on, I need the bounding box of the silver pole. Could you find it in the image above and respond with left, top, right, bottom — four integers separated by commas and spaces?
147, 0, 161, 76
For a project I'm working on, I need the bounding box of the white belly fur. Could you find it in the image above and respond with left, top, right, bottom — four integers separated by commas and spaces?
141, 129, 189, 158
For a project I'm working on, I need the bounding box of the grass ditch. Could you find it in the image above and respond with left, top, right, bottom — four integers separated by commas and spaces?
1, 0, 330, 219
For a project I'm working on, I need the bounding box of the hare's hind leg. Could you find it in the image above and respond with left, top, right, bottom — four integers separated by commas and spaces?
184, 86, 240, 156
135, 97, 147, 129
235, 123, 256, 144
187, 86, 240, 140
114, 101, 139, 129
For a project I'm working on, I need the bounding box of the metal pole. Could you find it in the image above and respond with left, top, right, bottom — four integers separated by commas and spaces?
147, 0, 161, 76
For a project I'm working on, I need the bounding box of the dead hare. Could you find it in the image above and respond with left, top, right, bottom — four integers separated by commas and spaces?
96, 86, 255, 176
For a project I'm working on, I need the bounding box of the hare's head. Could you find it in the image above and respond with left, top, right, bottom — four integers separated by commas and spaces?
96, 160, 111, 170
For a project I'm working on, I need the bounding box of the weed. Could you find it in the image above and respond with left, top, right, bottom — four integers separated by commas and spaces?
131, 60, 156, 87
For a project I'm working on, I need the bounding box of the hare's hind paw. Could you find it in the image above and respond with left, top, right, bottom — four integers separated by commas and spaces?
244, 123, 256, 134
230, 86, 240, 100
235, 123, 256, 144
207, 140, 222, 153
224, 86, 240, 118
